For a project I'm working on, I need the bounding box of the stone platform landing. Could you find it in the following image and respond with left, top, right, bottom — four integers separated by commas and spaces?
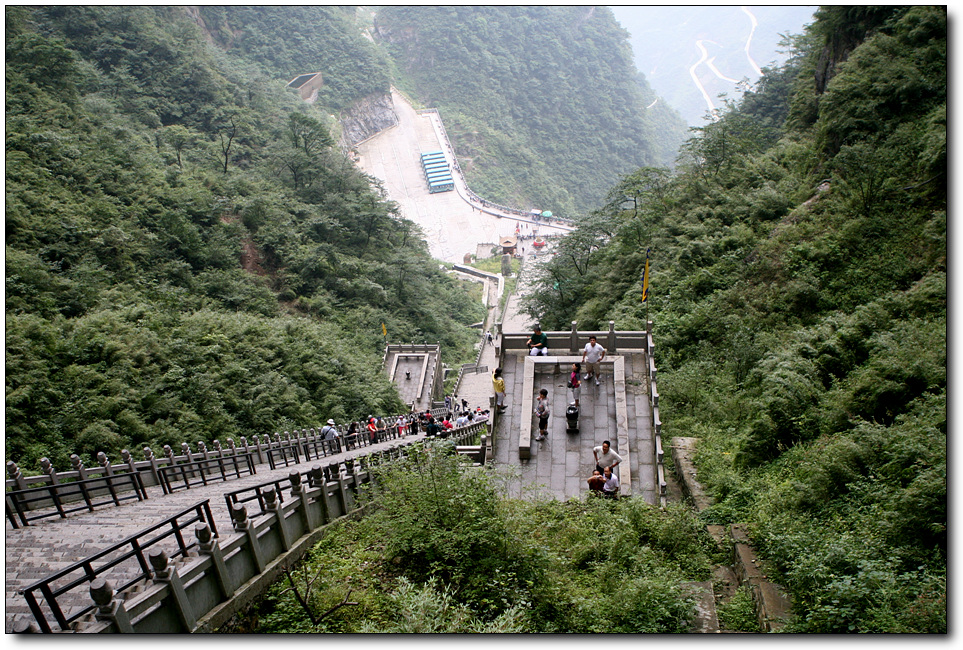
384, 343, 442, 411
491, 349, 655, 503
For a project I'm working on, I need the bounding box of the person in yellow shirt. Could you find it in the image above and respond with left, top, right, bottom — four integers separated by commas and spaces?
492, 367, 507, 411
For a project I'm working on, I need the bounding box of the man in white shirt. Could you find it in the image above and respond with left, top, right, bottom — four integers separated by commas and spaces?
582, 335, 605, 385
602, 467, 620, 498
320, 419, 339, 440
593, 440, 622, 474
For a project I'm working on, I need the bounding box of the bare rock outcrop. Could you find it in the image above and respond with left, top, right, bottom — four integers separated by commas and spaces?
339, 93, 398, 148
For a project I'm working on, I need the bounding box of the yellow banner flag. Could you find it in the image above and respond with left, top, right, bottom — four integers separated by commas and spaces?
381, 322, 387, 337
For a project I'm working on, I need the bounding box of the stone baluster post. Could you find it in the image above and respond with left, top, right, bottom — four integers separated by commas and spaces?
308, 465, 325, 489
230, 504, 266, 572
195, 523, 233, 598
148, 549, 196, 631
142, 447, 161, 487
288, 470, 304, 500
6, 460, 28, 491
181, 442, 193, 466
608, 320, 617, 354
197, 441, 210, 462
121, 449, 137, 476
330, 462, 349, 516
227, 438, 239, 470
570, 320, 579, 353
212, 440, 226, 476
162, 445, 175, 470
262, 487, 291, 550
89, 577, 134, 633
12, 619, 40, 633
261, 434, 272, 462
120, 449, 143, 488
308, 465, 330, 524
289, 470, 316, 530
70, 454, 88, 481
299, 429, 313, 461
177, 443, 193, 480
248, 434, 262, 464
97, 452, 114, 477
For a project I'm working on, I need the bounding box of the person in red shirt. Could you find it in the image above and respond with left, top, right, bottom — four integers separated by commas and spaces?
367, 417, 378, 444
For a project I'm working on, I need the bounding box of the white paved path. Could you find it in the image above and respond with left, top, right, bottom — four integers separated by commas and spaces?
355, 88, 572, 263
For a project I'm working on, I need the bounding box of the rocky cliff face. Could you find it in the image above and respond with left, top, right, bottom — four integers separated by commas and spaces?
339, 92, 398, 148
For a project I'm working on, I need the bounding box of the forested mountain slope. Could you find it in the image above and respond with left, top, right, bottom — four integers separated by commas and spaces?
5, 6, 483, 471
525, 6, 946, 632
374, 6, 687, 217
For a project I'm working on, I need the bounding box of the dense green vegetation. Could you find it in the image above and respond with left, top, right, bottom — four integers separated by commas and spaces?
249, 443, 715, 633
524, 6, 946, 632
374, 6, 687, 216
194, 6, 391, 112
6, 4, 946, 634
5, 5, 483, 471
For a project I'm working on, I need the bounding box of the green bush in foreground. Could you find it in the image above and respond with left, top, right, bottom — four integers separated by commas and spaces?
251, 442, 709, 632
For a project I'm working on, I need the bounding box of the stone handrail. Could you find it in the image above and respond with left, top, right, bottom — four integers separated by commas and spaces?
14, 425, 488, 634
646, 320, 667, 508
6, 408, 450, 511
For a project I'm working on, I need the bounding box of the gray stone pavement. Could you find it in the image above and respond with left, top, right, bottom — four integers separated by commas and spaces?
451, 246, 544, 414
490, 349, 655, 504
452, 243, 655, 503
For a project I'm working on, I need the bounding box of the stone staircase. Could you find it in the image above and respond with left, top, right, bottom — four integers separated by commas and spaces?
671, 437, 792, 633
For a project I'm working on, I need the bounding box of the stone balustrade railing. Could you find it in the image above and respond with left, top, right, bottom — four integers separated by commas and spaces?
646, 320, 667, 508
13, 423, 489, 633
6, 408, 452, 511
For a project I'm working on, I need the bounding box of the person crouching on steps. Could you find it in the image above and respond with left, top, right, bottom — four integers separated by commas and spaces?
534, 388, 549, 441
602, 467, 620, 498
527, 324, 549, 356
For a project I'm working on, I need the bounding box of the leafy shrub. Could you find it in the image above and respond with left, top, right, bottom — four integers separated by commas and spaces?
356, 578, 528, 633
252, 450, 712, 633
364, 443, 541, 619
717, 585, 760, 632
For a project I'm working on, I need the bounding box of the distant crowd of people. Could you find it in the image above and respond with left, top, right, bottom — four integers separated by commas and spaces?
315, 400, 490, 449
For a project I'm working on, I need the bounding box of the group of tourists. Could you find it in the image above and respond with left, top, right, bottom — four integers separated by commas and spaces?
495, 324, 623, 496
319, 403, 489, 449
587, 440, 623, 498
